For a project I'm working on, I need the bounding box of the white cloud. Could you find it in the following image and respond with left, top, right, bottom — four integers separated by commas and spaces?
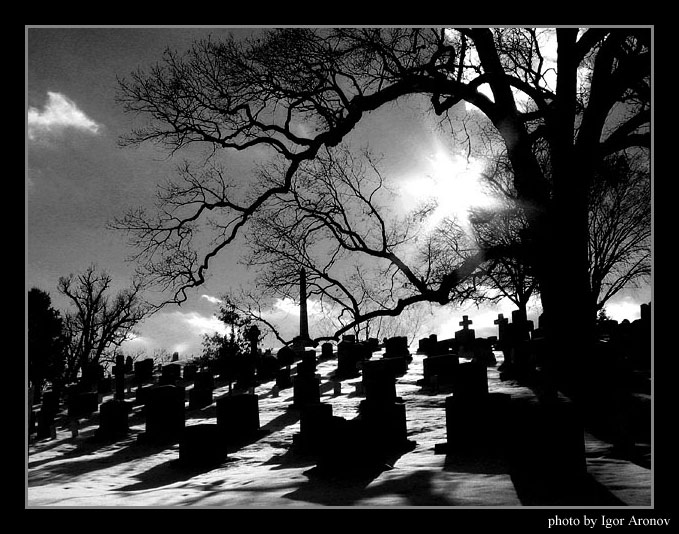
201, 294, 223, 305
28, 91, 101, 141
174, 310, 228, 336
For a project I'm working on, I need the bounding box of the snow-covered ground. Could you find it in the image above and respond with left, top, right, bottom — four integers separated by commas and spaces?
26, 350, 651, 508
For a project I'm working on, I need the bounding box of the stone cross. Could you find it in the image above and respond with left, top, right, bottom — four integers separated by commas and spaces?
494, 313, 507, 326
459, 315, 473, 330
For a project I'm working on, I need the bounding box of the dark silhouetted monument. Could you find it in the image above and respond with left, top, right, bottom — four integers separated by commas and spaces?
292, 268, 316, 351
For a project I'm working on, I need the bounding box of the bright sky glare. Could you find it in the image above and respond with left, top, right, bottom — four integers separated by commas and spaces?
401, 138, 498, 231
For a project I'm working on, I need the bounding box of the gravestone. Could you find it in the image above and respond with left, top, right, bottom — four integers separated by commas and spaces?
382, 336, 409, 375
216, 394, 261, 446
494, 313, 509, 349
277, 346, 296, 368
140, 385, 186, 443
160, 363, 182, 385
321, 342, 334, 360
453, 361, 489, 398
97, 376, 113, 395
455, 315, 476, 357
134, 358, 155, 385
188, 371, 215, 410
82, 363, 105, 390
362, 359, 398, 405
356, 359, 410, 451
36, 390, 60, 440
275, 366, 293, 390
292, 356, 321, 408
172, 352, 179, 362
95, 399, 130, 440
472, 338, 496, 366
182, 364, 198, 382
420, 353, 459, 387
125, 356, 134, 373
498, 310, 536, 380
256, 350, 279, 382
366, 338, 380, 353
293, 402, 334, 453
384, 336, 411, 361
418, 334, 438, 355
178, 424, 229, 467
335, 336, 362, 379
114, 354, 126, 401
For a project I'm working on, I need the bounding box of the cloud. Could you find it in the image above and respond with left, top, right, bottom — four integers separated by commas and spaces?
201, 294, 223, 305
173, 310, 228, 337
28, 91, 101, 141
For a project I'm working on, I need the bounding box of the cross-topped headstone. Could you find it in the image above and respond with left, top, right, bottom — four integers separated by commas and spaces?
459, 315, 473, 330
494, 313, 507, 326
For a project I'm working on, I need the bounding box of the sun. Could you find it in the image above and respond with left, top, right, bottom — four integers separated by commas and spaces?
401, 141, 497, 231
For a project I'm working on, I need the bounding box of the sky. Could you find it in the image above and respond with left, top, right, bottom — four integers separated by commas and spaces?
26, 27, 652, 361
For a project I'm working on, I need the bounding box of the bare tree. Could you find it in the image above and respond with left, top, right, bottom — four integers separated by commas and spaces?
588, 152, 651, 312
113, 28, 650, 377
58, 265, 150, 383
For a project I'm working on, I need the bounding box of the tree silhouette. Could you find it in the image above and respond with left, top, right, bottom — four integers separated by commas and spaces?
28, 288, 66, 398
58, 265, 149, 383
588, 152, 651, 312
113, 28, 650, 382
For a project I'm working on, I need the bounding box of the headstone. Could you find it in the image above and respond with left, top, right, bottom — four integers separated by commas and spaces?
362, 359, 397, 405
97, 376, 113, 395
135, 384, 155, 405
256, 350, 279, 382
321, 342, 334, 360
134, 358, 155, 385
384, 336, 410, 361
182, 364, 198, 381
472, 338, 496, 366
114, 354, 126, 401
171, 352, 179, 362
188, 371, 215, 410
178, 424, 229, 467
216, 394, 260, 445
335, 337, 362, 379
82, 363, 105, 390
494, 313, 509, 351
293, 402, 334, 453
95, 399, 130, 440
36, 390, 60, 440
160, 363, 182, 385
453, 361, 488, 398
455, 315, 476, 355
125, 356, 134, 373
418, 334, 438, 355
276, 346, 296, 368
420, 353, 459, 387
275, 366, 293, 390
366, 338, 380, 353
292, 357, 321, 408
140, 385, 186, 443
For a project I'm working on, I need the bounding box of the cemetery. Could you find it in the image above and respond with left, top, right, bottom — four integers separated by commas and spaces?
26, 302, 653, 508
